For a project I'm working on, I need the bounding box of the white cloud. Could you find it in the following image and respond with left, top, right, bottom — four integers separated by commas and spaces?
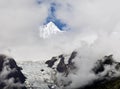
0, 0, 48, 45
0, 0, 120, 63
1, 0, 120, 88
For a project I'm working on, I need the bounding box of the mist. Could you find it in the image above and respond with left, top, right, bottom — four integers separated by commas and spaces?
0, 0, 120, 63
1, 0, 120, 89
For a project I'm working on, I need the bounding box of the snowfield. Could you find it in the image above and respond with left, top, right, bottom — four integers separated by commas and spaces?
18, 61, 52, 89
17, 53, 120, 89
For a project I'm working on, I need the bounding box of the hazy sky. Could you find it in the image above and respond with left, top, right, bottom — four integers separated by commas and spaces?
0, 0, 120, 61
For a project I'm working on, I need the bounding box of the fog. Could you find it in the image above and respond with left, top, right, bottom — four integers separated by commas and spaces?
0, 0, 120, 63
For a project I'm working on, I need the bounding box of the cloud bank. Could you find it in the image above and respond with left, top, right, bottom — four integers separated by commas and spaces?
0, 0, 120, 62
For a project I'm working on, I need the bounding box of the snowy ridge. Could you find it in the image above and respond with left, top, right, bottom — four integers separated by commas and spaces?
17, 51, 120, 89
39, 22, 62, 38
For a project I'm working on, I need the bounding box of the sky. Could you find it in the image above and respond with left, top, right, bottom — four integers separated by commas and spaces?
0, 0, 120, 62
44, 2, 68, 30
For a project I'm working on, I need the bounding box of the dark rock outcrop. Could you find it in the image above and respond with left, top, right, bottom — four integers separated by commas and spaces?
103, 55, 114, 65
79, 77, 120, 89
57, 54, 67, 73
68, 51, 77, 65
92, 55, 119, 75
92, 59, 105, 74
45, 51, 77, 77
45, 57, 57, 68
79, 55, 120, 89
0, 54, 26, 89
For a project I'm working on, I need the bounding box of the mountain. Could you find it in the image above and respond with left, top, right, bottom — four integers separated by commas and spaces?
0, 54, 26, 89
1, 52, 120, 89
18, 51, 120, 89
79, 55, 120, 89
39, 21, 62, 38
45, 53, 120, 89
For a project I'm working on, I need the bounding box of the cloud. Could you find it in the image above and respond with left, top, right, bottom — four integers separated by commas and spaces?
56, 0, 120, 33
0, 0, 120, 63
1, 0, 120, 88
0, 0, 48, 46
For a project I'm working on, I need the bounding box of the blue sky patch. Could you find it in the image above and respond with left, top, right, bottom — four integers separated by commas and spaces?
36, 0, 43, 4
44, 3, 68, 30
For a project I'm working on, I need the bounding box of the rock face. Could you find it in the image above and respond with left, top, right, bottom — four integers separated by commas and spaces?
0, 54, 26, 89
79, 55, 120, 89
45, 51, 77, 77
92, 55, 120, 77
9, 51, 119, 89
45, 57, 57, 68
45, 51, 78, 89
45, 53, 120, 89
79, 77, 120, 89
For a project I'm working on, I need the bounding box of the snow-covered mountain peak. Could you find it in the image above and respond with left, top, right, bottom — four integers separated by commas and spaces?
39, 21, 62, 38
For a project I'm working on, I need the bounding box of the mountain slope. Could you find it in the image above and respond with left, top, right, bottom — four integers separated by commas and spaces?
44, 53, 120, 89
39, 22, 62, 38
79, 77, 120, 89
18, 51, 120, 89
0, 54, 26, 89
79, 55, 120, 89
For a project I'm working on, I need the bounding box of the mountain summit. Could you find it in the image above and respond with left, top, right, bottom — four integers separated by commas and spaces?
39, 22, 62, 38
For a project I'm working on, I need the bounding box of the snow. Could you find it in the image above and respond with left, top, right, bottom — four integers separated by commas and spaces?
39, 22, 62, 38
17, 53, 120, 89
18, 61, 52, 89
